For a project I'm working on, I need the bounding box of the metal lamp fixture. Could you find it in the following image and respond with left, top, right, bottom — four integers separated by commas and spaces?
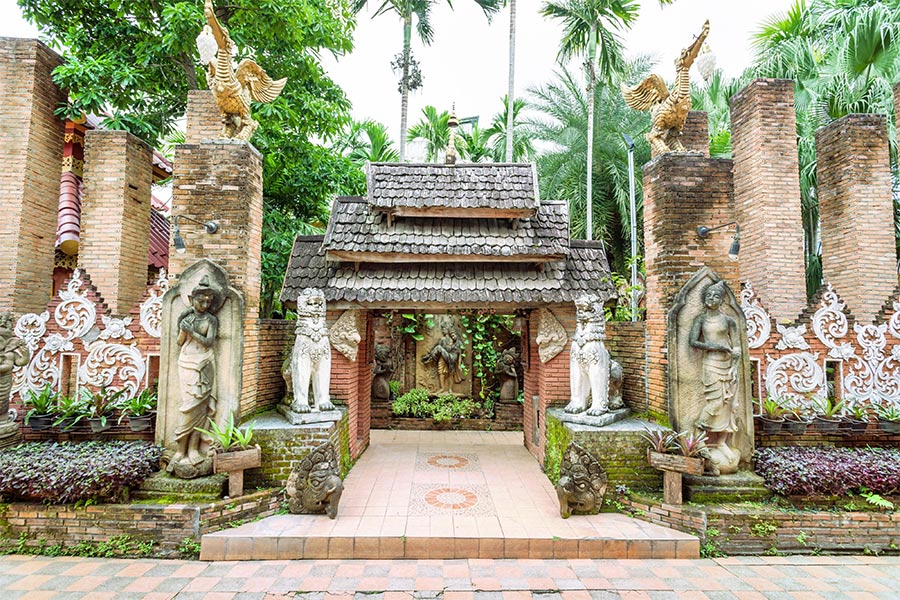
173, 215, 219, 255
696, 222, 740, 262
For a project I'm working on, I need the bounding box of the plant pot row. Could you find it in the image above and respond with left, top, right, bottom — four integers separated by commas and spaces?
757, 415, 900, 436
26, 412, 156, 433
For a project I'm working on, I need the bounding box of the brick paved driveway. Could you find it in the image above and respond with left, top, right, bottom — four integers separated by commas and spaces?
0, 555, 898, 599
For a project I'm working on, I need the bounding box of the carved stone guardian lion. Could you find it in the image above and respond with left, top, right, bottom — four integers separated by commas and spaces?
290, 288, 334, 413
565, 294, 612, 416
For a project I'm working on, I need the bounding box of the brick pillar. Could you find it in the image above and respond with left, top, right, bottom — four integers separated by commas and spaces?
642, 154, 736, 418
171, 140, 263, 414
0, 39, 66, 314
680, 111, 709, 156
327, 309, 369, 459
816, 114, 896, 323
78, 130, 152, 315
730, 79, 806, 322
185, 90, 222, 144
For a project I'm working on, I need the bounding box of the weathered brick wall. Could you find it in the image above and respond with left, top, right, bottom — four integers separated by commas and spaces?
255, 319, 293, 410
606, 321, 647, 413
245, 410, 350, 489
79, 130, 153, 315
327, 309, 370, 459
680, 111, 709, 156
731, 79, 806, 323
816, 114, 896, 323
642, 155, 736, 419
0, 38, 66, 315
0, 489, 279, 557
621, 492, 900, 555
185, 90, 222, 144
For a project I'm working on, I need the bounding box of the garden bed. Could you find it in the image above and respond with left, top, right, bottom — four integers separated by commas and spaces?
372, 399, 522, 431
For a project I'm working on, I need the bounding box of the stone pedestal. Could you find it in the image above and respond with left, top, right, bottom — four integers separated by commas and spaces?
551, 407, 631, 428
276, 404, 343, 426
135, 471, 228, 502
683, 471, 770, 504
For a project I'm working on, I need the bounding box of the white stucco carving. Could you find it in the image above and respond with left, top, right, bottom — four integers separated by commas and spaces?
535, 308, 567, 363
741, 283, 771, 349
775, 323, 809, 351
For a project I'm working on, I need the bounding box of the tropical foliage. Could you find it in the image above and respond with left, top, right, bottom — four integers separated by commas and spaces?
527, 60, 652, 273
484, 96, 534, 162
407, 105, 452, 162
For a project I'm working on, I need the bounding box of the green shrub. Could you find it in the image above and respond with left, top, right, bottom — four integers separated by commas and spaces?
392, 388, 430, 417
392, 389, 478, 421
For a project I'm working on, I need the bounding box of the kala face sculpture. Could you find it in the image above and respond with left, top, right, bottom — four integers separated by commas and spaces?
197, 0, 287, 140
167, 276, 223, 478
285, 442, 343, 519
565, 294, 612, 416
668, 268, 753, 476
621, 20, 710, 155
556, 442, 608, 518
290, 289, 334, 413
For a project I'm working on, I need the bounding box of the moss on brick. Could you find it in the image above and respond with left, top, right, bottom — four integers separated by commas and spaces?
543, 413, 571, 485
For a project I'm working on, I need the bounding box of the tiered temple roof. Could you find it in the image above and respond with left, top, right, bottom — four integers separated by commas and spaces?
282, 162, 614, 309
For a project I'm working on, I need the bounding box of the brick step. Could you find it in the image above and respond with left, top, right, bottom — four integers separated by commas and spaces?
200, 525, 698, 560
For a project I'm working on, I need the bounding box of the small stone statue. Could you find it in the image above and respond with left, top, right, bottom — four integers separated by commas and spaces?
556, 442, 608, 518
285, 442, 343, 519
371, 344, 393, 401
421, 320, 465, 394
0, 314, 30, 435
168, 276, 222, 479
197, 0, 287, 140
496, 347, 519, 403
565, 294, 612, 416
290, 288, 334, 413
621, 20, 710, 155
689, 280, 741, 475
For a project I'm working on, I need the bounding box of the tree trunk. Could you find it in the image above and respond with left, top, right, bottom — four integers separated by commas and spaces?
400, 16, 412, 162
505, 0, 516, 162
585, 24, 597, 241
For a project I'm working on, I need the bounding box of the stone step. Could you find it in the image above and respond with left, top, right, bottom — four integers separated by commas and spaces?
199, 515, 699, 560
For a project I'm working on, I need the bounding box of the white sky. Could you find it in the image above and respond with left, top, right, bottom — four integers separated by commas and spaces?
0, 0, 795, 147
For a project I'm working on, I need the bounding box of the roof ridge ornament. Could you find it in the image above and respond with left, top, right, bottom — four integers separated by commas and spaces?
445, 104, 459, 165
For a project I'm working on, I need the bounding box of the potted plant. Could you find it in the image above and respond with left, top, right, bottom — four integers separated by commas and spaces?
783, 406, 813, 435
759, 397, 787, 434
642, 427, 704, 476
196, 413, 260, 497
875, 404, 900, 435
844, 401, 871, 434
118, 387, 158, 431
813, 396, 843, 432
23, 384, 58, 430
53, 393, 89, 431
82, 387, 127, 433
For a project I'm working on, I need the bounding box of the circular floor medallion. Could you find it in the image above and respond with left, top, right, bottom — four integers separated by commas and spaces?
424, 487, 479, 510
426, 454, 470, 469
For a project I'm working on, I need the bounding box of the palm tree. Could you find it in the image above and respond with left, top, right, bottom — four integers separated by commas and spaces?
407, 105, 451, 162
337, 120, 401, 164
540, 0, 639, 240
506, 0, 517, 162
459, 125, 492, 162
752, 0, 900, 297
484, 96, 534, 162
353, 0, 502, 161
527, 60, 652, 271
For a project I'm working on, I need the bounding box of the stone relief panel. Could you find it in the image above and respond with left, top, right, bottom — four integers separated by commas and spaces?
415, 315, 472, 396
10, 269, 166, 405
743, 282, 900, 411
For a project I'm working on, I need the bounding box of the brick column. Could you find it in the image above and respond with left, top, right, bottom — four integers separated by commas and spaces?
171, 140, 263, 414
642, 154, 736, 418
327, 309, 370, 459
816, 114, 896, 323
78, 130, 153, 315
680, 111, 709, 157
185, 90, 222, 144
730, 79, 806, 322
0, 39, 66, 314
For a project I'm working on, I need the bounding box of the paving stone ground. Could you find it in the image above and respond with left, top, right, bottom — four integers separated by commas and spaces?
0, 555, 898, 599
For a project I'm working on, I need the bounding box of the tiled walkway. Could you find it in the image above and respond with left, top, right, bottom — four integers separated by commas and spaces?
1, 554, 899, 599
201, 431, 697, 560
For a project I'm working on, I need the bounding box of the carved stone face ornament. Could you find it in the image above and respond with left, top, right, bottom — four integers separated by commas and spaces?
285, 442, 343, 519
556, 442, 607, 518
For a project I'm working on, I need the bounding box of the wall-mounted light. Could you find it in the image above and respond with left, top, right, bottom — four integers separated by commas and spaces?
697, 222, 740, 262
173, 215, 219, 254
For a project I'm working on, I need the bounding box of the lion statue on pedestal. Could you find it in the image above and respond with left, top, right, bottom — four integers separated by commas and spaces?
565, 293, 612, 416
